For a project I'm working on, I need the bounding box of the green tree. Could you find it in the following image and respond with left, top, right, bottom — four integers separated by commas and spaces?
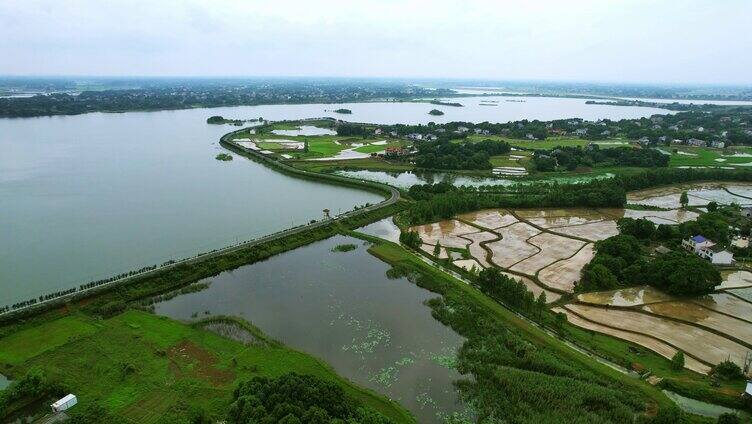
707, 201, 719, 212
399, 230, 421, 249
717, 412, 741, 424
671, 351, 685, 371
680, 191, 689, 208
580, 264, 620, 292
433, 241, 442, 257
536, 292, 547, 316
712, 359, 744, 380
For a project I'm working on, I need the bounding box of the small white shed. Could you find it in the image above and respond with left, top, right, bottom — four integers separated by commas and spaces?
746, 381, 752, 397
51, 394, 77, 412
710, 250, 735, 266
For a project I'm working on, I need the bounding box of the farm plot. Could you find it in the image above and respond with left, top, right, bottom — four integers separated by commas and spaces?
576, 286, 674, 307
692, 293, 752, 323
554, 307, 711, 374
510, 233, 585, 276
565, 304, 749, 367
410, 220, 477, 248
453, 259, 483, 272
689, 187, 752, 206
537, 244, 594, 292
420, 243, 449, 259
603, 208, 700, 224
460, 231, 497, 267
552, 221, 619, 242
502, 272, 561, 303
626, 183, 752, 208
457, 209, 517, 229
643, 302, 752, 346
725, 184, 752, 199
516, 209, 612, 229
718, 270, 752, 289
486, 223, 540, 268
728, 287, 752, 303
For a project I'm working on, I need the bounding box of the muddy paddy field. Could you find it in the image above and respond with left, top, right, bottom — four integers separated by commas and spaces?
407, 183, 752, 375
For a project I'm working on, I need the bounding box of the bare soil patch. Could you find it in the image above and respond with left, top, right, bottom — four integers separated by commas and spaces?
538, 244, 594, 292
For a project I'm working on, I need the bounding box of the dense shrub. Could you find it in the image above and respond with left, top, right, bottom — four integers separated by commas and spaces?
227, 373, 393, 423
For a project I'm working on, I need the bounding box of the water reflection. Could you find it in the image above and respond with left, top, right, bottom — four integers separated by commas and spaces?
154, 235, 466, 423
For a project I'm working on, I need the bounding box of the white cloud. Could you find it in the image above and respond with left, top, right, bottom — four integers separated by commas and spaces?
0, 0, 750, 83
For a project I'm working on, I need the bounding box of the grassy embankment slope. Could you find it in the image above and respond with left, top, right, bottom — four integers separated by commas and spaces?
0, 310, 413, 423
358, 234, 678, 420
0, 202, 410, 423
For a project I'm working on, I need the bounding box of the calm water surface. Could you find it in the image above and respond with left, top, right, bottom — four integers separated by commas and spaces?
2, 97, 665, 304
0, 111, 380, 305
154, 235, 466, 423
336, 169, 614, 188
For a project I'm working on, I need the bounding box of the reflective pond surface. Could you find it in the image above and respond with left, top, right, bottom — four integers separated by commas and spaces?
154, 235, 466, 423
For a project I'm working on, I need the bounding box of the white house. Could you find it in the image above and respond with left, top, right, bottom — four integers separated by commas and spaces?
51, 394, 77, 413
682, 235, 715, 253
682, 235, 735, 265
707, 247, 735, 265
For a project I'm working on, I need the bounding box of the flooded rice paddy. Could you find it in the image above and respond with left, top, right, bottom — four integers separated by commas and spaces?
154, 235, 466, 423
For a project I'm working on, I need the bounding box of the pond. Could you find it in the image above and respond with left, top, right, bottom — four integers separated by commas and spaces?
154, 235, 467, 423
271, 125, 337, 136
336, 169, 615, 188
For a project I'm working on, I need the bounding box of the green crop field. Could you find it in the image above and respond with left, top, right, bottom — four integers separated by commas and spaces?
467, 135, 630, 150
354, 142, 402, 154
1, 310, 413, 423
0, 314, 99, 366
666, 146, 752, 168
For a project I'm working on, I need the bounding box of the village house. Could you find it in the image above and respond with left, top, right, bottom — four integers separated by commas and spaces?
671, 139, 685, 145
658, 135, 668, 143
687, 138, 706, 147
549, 128, 567, 136
406, 133, 423, 141
668, 125, 680, 131
638, 136, 651, 145
374, 128, 382, 135
682, 235, 735, 265
574, 128, 588, 136
457, 126, 469, 133
710, 140, 726, 149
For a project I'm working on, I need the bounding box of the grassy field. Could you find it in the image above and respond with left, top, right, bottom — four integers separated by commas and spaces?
1, 310, 414, 423
666, 146, 752, 168
0, 315, 99, 367
467, 135, 630, 150
291, 157, 414, 173
354, 141, 402, 154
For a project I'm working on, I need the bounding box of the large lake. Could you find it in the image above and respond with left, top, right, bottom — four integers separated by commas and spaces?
154, 235, 466, 423
1, 96, 667, 305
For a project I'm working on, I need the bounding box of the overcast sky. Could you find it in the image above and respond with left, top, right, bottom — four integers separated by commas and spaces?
1, 0, 750, 84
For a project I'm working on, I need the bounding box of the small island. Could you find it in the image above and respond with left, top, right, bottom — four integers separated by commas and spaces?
207, 115, 243, 125
333, 108, 352, 114
428, 109, 445, 116
215, 153, 233, 161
